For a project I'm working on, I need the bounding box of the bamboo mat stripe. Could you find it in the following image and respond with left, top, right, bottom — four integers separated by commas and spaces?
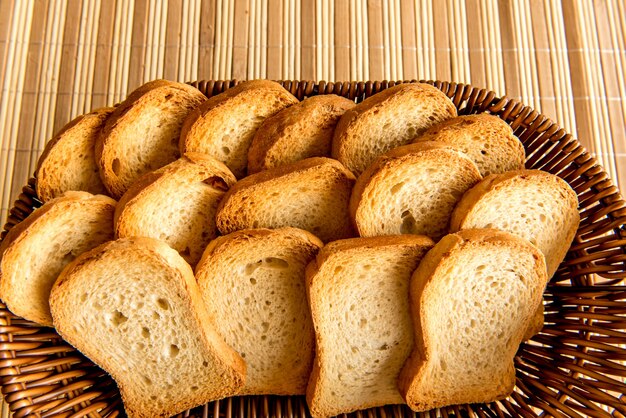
1, 0, 626, 228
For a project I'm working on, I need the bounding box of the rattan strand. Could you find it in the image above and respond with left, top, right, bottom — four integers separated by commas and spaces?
0, 80, 624, 418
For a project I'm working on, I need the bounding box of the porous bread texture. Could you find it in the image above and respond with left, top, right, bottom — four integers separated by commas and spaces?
398, 229, 548, 411
0, 192, 115, 326
36, 107, 114, 202
412, 113, 526, 177
332, 83, 457, 176
216, 157, 356, 243
196, 228, 323, 395
450, 170, 580, 278
49, 237, 245, 418
350, 141, 482, 241
180, 80, 299, 178
450, 170, 580, 339
525, 305, 546, 340
305, 235, 434, 418
115, 153, 236, 266
247, 94, 355, 174
96, 80, 207, 199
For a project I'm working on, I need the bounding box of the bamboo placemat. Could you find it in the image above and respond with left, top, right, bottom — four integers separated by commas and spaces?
0, 1, 625, 414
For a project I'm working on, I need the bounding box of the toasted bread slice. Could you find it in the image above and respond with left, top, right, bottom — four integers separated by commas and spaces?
36, 107, 114, 202
332, 83, 457, 176
0, 192, 115, 326
180, 80, 298, 178
350, 142, 482, 240
115, 153, 236, 266
247, 95, 355, 174
450, 170, 579, 277
49, 237, 245, 418
96, 80, 206, 199
413, 114, 525, 177
196, 228, 322, 395
306, 235, 434, 417
450, 170, 580, 338
398, 229, 548, 411
216, 157, 356, 242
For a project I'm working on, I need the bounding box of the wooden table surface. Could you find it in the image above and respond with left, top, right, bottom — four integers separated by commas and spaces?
0, 0, 625, 414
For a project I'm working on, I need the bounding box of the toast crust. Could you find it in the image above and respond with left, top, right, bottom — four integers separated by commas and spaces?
313, 234, 435, 267
199, 227, 323, 266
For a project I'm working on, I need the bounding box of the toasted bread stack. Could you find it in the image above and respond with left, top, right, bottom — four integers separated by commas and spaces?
0, 80, 581, 418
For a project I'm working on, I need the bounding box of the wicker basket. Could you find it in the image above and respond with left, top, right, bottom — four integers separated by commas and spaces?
1, 80, 625, 418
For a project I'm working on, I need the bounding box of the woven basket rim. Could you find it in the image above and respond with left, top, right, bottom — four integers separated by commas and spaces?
1, 79, 625, 418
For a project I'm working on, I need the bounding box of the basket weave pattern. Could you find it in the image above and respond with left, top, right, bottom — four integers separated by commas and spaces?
1, 80, 625, 418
